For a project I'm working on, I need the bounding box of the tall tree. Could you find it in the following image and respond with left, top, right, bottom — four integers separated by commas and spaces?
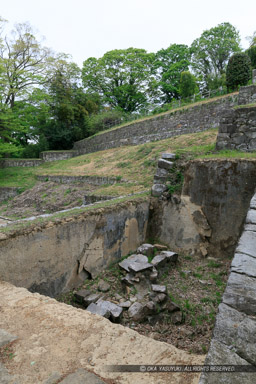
191, 22, 241, 89
82, 48, 155, 113
154, 44, 191, 103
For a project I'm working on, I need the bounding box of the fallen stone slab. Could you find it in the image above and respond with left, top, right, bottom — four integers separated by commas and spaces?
137, 244, 154, 257
119, 254, 148, 272
86, 303, 111, 318
97, 300, 123, 321
161, 153, 176, 160
128, 302, 145, 321
84, 293, 102, 307
231, 253, 256, 278
151, 284, 167, 294
158, 158, 174, 170
74, 289, 92, 304
128, 261, 153, 273
0, 329, 17, 347
222, 272, 256, 315
59, 368, 106, 383
236, 230, 256, 258
151, 184, 167, 197
151, 251, 178, 267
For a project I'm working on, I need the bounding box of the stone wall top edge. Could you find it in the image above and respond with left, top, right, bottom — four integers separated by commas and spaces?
0, 196, 149, 240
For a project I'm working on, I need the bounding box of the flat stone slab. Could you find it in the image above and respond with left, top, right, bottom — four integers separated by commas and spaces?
222, 272, 256, 315
158, 158, 174, 170
213, 303, 256, 365
0, 329, 17, 347
86, 303, 111, 318
119, 254, 148, 272
59, 368, 106, 383
161, 153, 176, 160
151, 284, 167, 293
236, 230, 256, 258
231, 253, 256, 277
128, 261, 153, 273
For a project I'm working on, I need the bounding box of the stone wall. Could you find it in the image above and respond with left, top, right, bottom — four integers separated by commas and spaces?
199, 192, 256, 384
237, 84, 256, 105
0, 198, 149, 297
73, 95, 238, 155
148, 159, 256, 258
40, 151, 77, 162
0, 158, 43, 168
36, 174, 126, 185
216, 105, 256, 151
0, 187, 19, 202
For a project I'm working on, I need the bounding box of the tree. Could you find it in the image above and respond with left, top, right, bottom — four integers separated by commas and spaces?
154, 44, 190, 103
246, 46, 256, 69
226, 53, 251, 91
82, 48, 155, 113
179, 71, 198, 99
191, 22, 241, 89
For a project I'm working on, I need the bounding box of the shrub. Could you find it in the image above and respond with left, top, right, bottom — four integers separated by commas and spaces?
226, 53, 252, 91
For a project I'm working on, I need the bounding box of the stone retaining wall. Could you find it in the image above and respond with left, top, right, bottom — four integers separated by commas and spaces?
73, 95, 238, 155
0, 187, 19, 202
216, 105, 256, 151
199, 192, 256, 384
40, 151, 77, 162
0, 199, 149, 297
36, 174, 126, 185
0, 159, 43, 168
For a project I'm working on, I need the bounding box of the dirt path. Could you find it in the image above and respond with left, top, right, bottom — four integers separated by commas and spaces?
0, 281, 205, 384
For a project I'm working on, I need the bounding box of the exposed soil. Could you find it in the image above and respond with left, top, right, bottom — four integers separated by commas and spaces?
58, 251, 232, 356
0, 182, 97, 219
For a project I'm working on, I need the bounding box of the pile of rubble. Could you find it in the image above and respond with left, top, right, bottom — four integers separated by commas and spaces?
151, 152, 176, 198
74, 244, 183, 325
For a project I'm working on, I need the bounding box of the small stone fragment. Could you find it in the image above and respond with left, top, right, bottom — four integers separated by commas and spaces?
170, 311, 183, 324
159, 251, 178, 262
153, 244, 168, 251
119, 300, 131, 308
128, 302, 145, 321
151, 284, 167, 294
97, 300, 123, 321
155, 293, 167, 303
98, 279, 110, 292
137, 244, 154, 257
162, 299, 180, 313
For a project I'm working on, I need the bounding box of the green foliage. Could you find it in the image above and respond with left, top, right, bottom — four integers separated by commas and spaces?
246, 46, 256, 69
154, 44, 191, 103
88, 109, 125, 136
82, 48, 155, 113
226, 53, 252, 91
191, 22, 241, 89
179, 71, 198, 98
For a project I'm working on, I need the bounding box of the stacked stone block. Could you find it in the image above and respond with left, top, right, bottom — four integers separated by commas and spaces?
151, 153, 176, 197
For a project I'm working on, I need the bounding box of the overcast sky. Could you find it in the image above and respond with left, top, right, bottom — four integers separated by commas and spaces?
0, 0, 255, 67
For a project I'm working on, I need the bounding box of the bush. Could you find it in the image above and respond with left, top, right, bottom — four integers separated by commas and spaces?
246, 46, 256, 69
88, 109, 126, 136
226, 53, 252, 91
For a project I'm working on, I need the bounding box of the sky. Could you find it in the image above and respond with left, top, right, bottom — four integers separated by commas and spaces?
0, 0, 255, 67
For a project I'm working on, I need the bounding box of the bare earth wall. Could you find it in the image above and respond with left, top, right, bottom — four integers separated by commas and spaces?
0, 199, 149, 297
